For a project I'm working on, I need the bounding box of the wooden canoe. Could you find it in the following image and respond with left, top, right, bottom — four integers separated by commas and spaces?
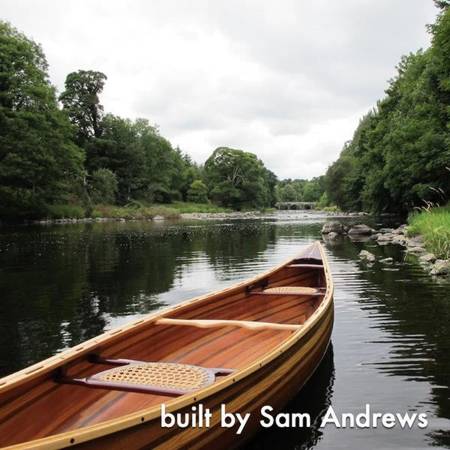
0, 241, 334, 449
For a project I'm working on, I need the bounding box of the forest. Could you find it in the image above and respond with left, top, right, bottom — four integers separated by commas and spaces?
0, 1, 449, 220
0, 21, 280, 219
325, 1, 450, 214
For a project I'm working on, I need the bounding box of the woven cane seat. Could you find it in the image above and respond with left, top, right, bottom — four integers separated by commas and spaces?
88, 362, 215, 395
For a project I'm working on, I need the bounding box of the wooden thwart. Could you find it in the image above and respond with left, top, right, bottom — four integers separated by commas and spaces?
253, 286, 325, 296
156, 317, 301, 331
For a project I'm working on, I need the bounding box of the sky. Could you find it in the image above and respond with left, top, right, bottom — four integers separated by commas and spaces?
2, 1, 438, 179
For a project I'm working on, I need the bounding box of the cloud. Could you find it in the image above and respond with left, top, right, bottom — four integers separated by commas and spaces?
1, 0, 437, 178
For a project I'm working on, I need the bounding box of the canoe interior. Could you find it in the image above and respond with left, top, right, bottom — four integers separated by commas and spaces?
0, 248, 327, 448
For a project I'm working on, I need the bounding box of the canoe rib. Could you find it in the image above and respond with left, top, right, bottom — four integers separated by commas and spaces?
156, 318, 302, 331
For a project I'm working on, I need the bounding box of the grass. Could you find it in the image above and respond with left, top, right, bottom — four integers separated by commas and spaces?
46, 204, 86, 219
91, 201, 230, 219
43, 201, 247, 221
92, 204, 180, 220
170, 202, 230, 214
408, 205, 450, 260
320, 205, 341, 213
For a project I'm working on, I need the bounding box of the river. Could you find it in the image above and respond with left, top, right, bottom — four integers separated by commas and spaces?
0, 211, 449, 449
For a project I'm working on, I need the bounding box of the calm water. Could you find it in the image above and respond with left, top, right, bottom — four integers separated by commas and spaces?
0, 212, 449, 449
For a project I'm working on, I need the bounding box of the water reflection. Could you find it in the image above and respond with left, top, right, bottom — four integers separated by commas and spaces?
0, 214, 449, 449
244, 345, 335, 450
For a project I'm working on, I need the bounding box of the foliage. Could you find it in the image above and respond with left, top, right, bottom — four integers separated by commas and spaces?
317, 192, 331, 209
0, 21, 84, 219
92, 203, 180, 220
204, 147, 276, 209
59, 70, 107, 144
324, 7, 450, 215
408, 205, 450, 259
45, 204, 86, 219
88, 168, 118, 204
187, 179, 208, 203
170, 202, 230, 213
275, 177, 325, 203
85, 115, 196, 204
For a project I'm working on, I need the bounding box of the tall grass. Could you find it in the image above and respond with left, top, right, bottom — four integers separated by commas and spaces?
45, 201, 233, 221
170, 202, 230, 214
408, 205, 450, 259
92, 204, 180, 220
46, 204, 86, 219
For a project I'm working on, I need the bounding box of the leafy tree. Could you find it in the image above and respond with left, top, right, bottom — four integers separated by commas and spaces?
434, 0, 450, 11
187, 179, 208, 203
204, 147, 276, 209
324, 6, 450, 216
59, 70, 107, 144
88, 168, 118, 204
303, 176, 325, 202
277, 183, 298, 202
86, 114, 146, 203
275, 177, 325, 203
0, 21, 84, 218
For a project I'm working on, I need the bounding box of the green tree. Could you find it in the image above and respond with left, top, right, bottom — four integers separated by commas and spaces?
89, 168, 118, 204
187, 179, 208, 203
87, 114, 145, 203
59, 70, 107, 144
204, 147, 276, 209
302, 176, 325, 202
324, 11, 450, 216
0, 21, 84, 218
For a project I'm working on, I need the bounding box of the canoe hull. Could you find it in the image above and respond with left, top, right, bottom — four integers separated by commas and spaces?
73, 298, 334, 450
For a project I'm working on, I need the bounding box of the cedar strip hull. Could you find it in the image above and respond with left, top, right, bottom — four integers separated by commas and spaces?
72, 300, 333, 450
0, 241, 334, 450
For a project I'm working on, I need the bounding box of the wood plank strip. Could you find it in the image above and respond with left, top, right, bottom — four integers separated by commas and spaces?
156, 318, 301, 331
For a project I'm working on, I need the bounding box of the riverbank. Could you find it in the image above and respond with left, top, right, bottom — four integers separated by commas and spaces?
7, 200, 361, 225
407, 206, 450, 260
27, 207, 371, 225
28, 202, 230, 224
321, 206, 450, 277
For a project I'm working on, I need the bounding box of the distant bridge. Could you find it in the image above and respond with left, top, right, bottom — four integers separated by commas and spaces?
275, 202, 317, 210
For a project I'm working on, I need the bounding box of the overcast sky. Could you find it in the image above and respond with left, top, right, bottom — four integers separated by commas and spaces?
2, 1, 438, 179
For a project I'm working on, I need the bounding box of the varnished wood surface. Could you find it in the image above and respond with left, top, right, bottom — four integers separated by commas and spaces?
0, 241, 333, 450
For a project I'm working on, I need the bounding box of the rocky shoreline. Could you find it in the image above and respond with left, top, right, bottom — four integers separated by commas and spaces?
321, 221, 450, 277
29, 211, 266, 225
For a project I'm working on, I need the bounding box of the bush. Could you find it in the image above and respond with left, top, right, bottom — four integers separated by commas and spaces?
89, 169, 118, 204
46, 204, 86, 219
187, 180, 208, 203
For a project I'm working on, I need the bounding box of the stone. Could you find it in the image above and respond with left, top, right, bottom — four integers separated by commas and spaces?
406, 246, 427, 254
406, 236, 424, 246
327, 232, 339, 239
359, 250, 376, 262
349, 233, 374, 243
348, 224, 375, 235
152, 215, 165, 221
392, 235, 407, 245
321, 222, 344, 234
380, 257, 394, 264
377, 233, 394, 242
419, 253, 437, 264
379, 228, 394, 234
430, 260, 450, 276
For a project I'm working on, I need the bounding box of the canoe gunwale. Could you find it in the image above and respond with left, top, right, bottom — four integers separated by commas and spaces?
0, 241, 334, 450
